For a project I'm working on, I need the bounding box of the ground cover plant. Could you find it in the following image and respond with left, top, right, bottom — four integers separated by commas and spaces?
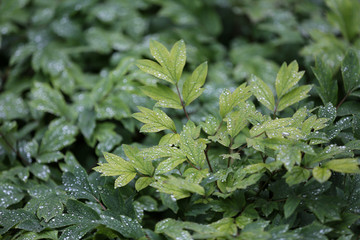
1, 0, 360, 239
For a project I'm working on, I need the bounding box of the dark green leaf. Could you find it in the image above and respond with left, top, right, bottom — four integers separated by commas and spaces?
39, 118, 78, 154
284, 195, 301, 218
341, 49, 360, 93
312, 57, 338, 105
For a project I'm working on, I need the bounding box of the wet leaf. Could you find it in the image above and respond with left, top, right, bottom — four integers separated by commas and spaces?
132, 106, 176, 133
141, 84, 182, 109
220, 83, 252, 118
250, 75, 275, 112
341, 49, 360, 93
284, 195, 301, 218
275, 61, 305, 99
94, 152, 136, 188
182, 62, 207, 106
277, 85, 312, 112
324, 158, 360, 173
313, 166, 332, 183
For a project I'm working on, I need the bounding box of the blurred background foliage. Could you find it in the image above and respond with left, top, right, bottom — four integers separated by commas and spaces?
1, 0, 360, 238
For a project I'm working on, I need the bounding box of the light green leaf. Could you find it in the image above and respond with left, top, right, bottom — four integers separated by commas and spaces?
149, 40, 175, 82
219, 83, 252, 118
277, 85, 312, 112
250, 75, 275, 112
156, 157, 187, 175
136, 59, 173, 84
94, 152, 136, 188
324, 158, 360, 173
226, 110, 248, 138
210, 218, 237, 236
141, 84, 182, 109
313, 166, 332, 183
200, 115, 220, 135
180, 131, 206, 168
341, 49, 360, 93
139, 145, 185, 161
123, 144, 154, 176
182, 62, 207, 106
114, 172, 137, 188
275, 61, 305, 99
183, 168, 209, 184
159, 133, 180, 146
170, 39, 186, 82
284, 195, 301, 218
284, 166, 310, 186
151, 176, 205, 200
95, 152, 135, 176
276, 147, 301, 171
132, 106, 176, 133
135, 177, 154, 191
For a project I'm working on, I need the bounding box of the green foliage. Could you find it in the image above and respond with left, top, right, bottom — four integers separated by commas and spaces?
1, 0, 360, 239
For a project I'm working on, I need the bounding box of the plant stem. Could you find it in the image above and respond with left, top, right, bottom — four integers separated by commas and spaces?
94, 197, 107, 211
0, 131, 29, 166
204, 146, 213, 172
273, 101, 279, 119
227, 138, 234, 167
214, 120, 223, 136
175, 83, 190, 120
336, 90, 352, 110
186, 159, 199, 170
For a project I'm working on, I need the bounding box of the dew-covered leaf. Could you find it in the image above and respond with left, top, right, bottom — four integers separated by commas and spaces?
220, 83, 252, 118
284, 166, 310, 186
180, 130, 206, 168
39, 118, 78, 154
284, 195, 301, 218
0, 93, 29, 120
313, 166, 332, 183
170, 39, 186, 82
94, 152, 136, 188
30, 82, 75, 120
250, 75, 275, 112
151, 176, 205, 200
136, 59, 173, 84
341, 49, 360, 93
62, 165, 99, 201
132, 106, 176, 133
99, 214, 144, 239
141, 84, 182, 109
182, 62, 207, 106
275, 61, 305, 99
312, 57, 338, 105
0, 182, 25, 208
277, 85, 312, 112
324, 158, 360, 173
123, 144, 154, 176
135, 177, 154, 191
29, 163, 50, 181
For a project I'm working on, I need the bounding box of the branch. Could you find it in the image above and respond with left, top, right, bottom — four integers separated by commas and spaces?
204, 146, 213, 172
175, 83, 190, 120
